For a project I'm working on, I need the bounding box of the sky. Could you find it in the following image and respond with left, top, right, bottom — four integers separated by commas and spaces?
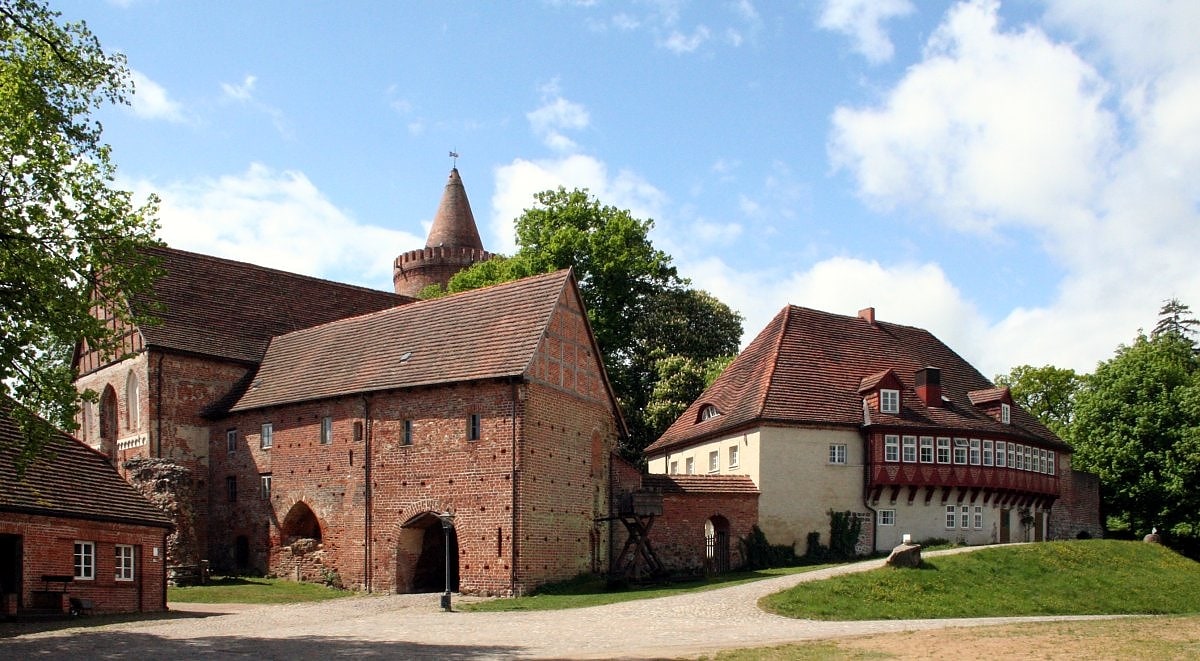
55, 0, 1200, 379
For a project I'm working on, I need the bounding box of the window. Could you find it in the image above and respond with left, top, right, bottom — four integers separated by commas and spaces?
1008, 443, 1016, 468
700, 404, 721, 421
1025, 445, 1033, 472
126, 373, 140, 431
402, 419, 413, 446
919, 436, 934, 463
1001, 403, 1011, 424
226, 428, 238, 453
1015, 445, 1025, 470
880, 389, 900, 414
996, 441, 1007, 467
1041, 448, 1049, 473
945, 505, 956, 529
884, 435, 899, 462
829, 443, 847, 465
959, 505, 970, 529
953, 438, 968, 465
260, 473, 272, 499
901, 436, 917, 463
74, 541, 94, 580
467, 413, 481, 441
937, 437, 951, 464
728, 445, 739, 469
1048, 451, 1055, 475
115, 544, 134, 581
685, 457, 695, 475
969, 439, 981, 465
226, 475, 237, 502
973, 506, 983, 530
320, 416, 333, 444
708, 450, 719, 473
878, 510, 896, 526
260, 423, 273, 449
669, 460, 679, 475
983, 440, 994, 466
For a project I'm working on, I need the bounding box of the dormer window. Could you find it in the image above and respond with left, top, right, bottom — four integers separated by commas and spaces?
699, 404, 721, 422
1001, 403, 1011, 424
880, 389, 900, 414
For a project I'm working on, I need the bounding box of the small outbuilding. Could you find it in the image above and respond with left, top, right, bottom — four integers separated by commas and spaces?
0, 398, 172, 617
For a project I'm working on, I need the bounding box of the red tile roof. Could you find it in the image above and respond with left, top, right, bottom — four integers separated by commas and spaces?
643, 474, 760, 494
0, 398, 173, 529
647, 305, 1068, 455
230, 270, 575, 412
131, 246, 412, 364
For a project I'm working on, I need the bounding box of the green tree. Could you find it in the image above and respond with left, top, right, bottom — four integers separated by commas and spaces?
446, 188, 742, 461
1, 0, 160, 465
1071, 321, 1200, 549
994, 364, 1082, 439
1152, 297, 1199, 344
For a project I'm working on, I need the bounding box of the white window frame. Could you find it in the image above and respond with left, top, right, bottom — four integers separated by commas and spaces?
953, 438, 968, 465
1001, 403, 1011, 424
901, 435, 917, 463
959, 505, 970, 529
708, 450, 720, 473
878, 510, 896, 526
973, 505, 983, 530
945, 505, 956, 529
919, 436, 934, 463
115, 544, 134, 581
260, 423, 273, 449
728, 445, 739, 469
669, 460, 678, 475
996, 441, 1007, 467
829, 443, 847, 465
983, 439, 994, 466
1048, 450, 1056, 475
685, 457, 695, 475
261, 473, 272, 499
74, 541, 95, 580
880, 389, 900, 414
1025, 445, 1033, 471
969, 438, 981, 465
226, 428, 238, 453
884, 435, 899, 462
937, 437, 951, 464
1008, 443, 1017, 468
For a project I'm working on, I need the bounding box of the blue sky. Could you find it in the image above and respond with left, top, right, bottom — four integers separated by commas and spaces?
58, 0, 1200, 378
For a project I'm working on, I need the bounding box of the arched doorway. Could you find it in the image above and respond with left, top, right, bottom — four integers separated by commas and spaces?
99, 385, 118, 458
705, 515, 731, 574
397, 512, 458, 594
281, 502, 322, 543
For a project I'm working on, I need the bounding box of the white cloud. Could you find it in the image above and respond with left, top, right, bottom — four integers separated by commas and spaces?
220, 74, 292, 139
128, 70, 185, 123
661, 25, 711, 54
221, 75, 257, 101
128, 164, 422, 289
818, 0, 914, 64
526, 82, 590, 152
824, 0, 1200, 373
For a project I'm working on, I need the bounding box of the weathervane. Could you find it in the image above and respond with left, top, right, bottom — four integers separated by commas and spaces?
449, 149, 459, 169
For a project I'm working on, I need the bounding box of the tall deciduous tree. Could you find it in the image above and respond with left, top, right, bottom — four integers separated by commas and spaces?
994, 364, 1082, 439
1070, 307, 1200, 549
445, 188, 742, 461
1, 0, 160, 465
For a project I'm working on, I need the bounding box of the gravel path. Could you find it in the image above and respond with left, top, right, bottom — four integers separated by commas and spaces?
1, 546, 1117, 659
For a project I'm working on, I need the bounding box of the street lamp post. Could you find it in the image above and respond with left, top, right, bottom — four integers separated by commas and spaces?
438, 511, 455, 611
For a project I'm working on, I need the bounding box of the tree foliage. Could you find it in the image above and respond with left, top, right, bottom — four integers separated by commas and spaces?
1, 0, 160, 465
1152, 297, 1199, 344
445, 188, 742, 461
1070, 302, 1200, 547
994, 364, 1082, 439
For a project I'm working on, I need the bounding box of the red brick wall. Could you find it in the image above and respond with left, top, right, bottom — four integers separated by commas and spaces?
652, 492, 758, 572
1049, 458, 1103, 540
0, 513, 168, 614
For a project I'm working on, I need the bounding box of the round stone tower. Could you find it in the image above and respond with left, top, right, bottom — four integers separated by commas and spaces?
393, 168, 493, 297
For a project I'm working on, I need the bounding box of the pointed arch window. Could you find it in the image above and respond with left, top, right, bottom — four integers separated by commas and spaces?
126, 371, 140, 431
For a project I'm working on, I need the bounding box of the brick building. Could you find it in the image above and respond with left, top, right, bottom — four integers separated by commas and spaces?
1, 398, 172, 617
646, 305, 1103, 554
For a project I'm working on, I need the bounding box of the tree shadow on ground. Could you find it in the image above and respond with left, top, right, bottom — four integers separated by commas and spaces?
0, 608, 215, 638
0, 630, 522, 659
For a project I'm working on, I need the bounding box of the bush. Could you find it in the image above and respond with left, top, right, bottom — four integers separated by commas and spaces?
827, 510, 863, 561
740, 525, 799, 569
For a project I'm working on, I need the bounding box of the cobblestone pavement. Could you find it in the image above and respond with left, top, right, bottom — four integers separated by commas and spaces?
1, 547, 1116, 659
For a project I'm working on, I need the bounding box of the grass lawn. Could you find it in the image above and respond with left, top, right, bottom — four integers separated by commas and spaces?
168, 576, 352, 604
761, 540, 1200, 620
463, 565, 830, 612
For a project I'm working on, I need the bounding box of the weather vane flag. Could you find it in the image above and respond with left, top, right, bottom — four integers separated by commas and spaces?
450, 150, 459, 168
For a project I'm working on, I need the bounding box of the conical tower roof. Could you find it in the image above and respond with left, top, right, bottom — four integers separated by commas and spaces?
425, 168, 484, 250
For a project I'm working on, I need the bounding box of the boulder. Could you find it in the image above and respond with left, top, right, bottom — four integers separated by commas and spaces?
886, 542, 923, 568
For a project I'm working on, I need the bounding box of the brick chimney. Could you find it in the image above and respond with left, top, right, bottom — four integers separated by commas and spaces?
915, 366, 942, 407
858, 307, 876, 325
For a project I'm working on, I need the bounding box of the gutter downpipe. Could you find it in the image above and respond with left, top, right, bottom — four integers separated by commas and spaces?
510, 378, 520, 596
363, 394, 373, 593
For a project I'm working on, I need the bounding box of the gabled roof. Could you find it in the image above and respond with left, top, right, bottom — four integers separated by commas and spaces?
230, 270, 581, 412
0, 398, 172, 529
128, 246, 412, 364
425, 168, 484, 251
647, 305, 1067, 455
